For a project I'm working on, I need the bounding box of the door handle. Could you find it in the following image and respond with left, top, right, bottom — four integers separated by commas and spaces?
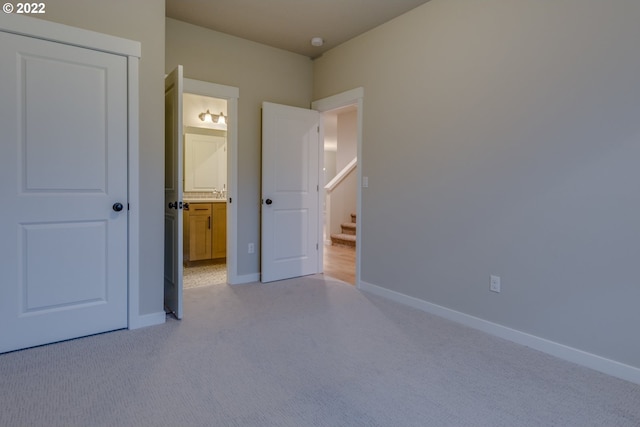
112, 202, 124, 212
265, 199, 273, 205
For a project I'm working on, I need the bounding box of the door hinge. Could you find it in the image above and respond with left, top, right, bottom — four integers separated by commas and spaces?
317, 126, 320, 133
317, 185, 319, 192
316, 243, 319, 250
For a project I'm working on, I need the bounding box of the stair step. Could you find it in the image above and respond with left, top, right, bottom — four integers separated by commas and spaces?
340, 222, 356, 235
330, 233, 356, 248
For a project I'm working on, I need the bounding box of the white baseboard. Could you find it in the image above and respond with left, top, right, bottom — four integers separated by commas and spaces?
128, 311, 166, 330
230, 273, 260, 285
359, 280, 640, 385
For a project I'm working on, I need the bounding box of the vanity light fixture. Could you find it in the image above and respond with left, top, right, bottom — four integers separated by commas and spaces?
199, 109, 227, 125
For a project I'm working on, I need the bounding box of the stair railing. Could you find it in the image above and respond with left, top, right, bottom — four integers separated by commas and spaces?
325, 157, 357, 193
324, 157, 357, 243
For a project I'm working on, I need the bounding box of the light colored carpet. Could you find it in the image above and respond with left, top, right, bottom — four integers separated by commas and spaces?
183, 263, 226, 289
1, 275, 639, 427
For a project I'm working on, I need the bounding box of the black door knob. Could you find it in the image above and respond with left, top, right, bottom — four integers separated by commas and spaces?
265, 199, 273, 205
112, 202, 124, 212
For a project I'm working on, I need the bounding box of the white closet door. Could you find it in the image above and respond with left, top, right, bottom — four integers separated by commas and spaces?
0, 31, 128, 353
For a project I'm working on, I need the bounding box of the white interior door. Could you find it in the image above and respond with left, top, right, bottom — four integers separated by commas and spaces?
261, 102, 321, 283
0, 31, 128, 353
164, 66, 184, 318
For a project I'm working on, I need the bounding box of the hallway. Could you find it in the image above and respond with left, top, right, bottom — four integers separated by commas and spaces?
323, 243, 355, 285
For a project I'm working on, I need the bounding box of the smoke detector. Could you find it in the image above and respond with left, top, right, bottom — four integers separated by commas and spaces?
311, 37, 324, 47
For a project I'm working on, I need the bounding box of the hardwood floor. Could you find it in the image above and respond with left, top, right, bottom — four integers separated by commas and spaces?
323, 243, 356, 285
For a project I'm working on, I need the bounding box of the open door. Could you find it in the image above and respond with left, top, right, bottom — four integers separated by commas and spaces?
164, 65, 184, 318
261, 102, 321, 283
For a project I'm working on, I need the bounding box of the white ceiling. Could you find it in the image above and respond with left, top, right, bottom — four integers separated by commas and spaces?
166, 0, 432, 58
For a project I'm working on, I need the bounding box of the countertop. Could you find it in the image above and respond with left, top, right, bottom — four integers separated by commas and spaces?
185, 199, 227, 203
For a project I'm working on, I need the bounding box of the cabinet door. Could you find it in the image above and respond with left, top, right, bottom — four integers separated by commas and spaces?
188, 204, 212, 261
212, 203, 227, 259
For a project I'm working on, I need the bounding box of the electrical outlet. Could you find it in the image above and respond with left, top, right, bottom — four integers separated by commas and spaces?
248, 243, 255, 254
490, 275, 501, 293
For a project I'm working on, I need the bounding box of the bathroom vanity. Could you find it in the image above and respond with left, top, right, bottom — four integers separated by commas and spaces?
183, 200, 227, 265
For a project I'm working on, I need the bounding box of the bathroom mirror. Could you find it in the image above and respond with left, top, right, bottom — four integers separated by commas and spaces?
184, 130, 227, 193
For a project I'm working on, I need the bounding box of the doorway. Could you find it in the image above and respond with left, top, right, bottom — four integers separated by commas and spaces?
257, 89, 363, 285
182, 93, 228, 289
321, 105, 358, 285
312, 87, 364, 287
164, 73, 239, 318
182, 79, 239, 289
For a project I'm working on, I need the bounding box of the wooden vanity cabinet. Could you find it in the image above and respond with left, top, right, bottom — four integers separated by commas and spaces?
184, 202, 226, 265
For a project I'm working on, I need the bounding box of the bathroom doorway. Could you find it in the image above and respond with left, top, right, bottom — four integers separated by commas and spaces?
182, 93, 228, 288
181, 78, 239, 289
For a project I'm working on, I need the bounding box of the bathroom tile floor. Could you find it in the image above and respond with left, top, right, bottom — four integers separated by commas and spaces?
183, 263, 227, 289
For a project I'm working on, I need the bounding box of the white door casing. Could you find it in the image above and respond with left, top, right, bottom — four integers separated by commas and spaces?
164, 65, 184, 319
261, 102, 321, 283
0, 30, 129, 352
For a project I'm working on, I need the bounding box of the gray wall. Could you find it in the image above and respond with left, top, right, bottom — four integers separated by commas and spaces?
314, 0, 640, 368
166, 18, 313, 276
38, 0, 166, 315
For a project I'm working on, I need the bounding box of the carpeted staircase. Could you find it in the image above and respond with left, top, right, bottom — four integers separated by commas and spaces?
331, 213, 356, 247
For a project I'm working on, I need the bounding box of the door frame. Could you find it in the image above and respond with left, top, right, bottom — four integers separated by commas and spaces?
0, 13, 146, 328
312, 87, 364, 287
183, 78, 240, 284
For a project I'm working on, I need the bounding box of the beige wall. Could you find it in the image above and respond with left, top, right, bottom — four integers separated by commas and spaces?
37, 0, 166, 315
314, 0, 640, 368
336, 109, 357, 171
166, 18, 313, 276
